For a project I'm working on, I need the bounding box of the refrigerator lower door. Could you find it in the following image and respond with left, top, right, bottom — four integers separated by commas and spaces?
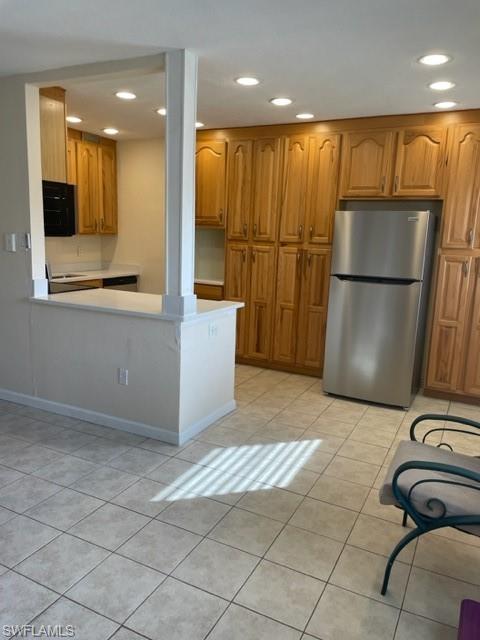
323, 277, 423, 407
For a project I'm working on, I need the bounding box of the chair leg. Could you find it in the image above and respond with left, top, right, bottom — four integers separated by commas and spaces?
402, 511, 408, 527
381, 527, 424, 596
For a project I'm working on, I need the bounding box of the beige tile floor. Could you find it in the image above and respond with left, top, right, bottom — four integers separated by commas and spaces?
0, 364, 479, 639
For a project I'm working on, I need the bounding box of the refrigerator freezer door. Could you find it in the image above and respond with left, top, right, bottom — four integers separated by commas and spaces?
331, 210, 433, 280
323, 276, 423, 407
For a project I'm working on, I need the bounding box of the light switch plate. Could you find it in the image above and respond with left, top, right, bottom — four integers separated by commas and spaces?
4, 233, 16, 253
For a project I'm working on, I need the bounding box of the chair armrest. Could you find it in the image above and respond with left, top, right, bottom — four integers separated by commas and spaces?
392, 459, 480, 529
410, 414, 480, 450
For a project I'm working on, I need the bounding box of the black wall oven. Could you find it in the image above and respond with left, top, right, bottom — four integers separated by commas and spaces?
43, 180, 76, 236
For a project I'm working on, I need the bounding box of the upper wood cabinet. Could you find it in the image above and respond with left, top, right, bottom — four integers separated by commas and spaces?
279, 135, 309, 242
196, 140, 227, 227
75, 137, 118, 235
273, 246, 302, 364
306, 134, 341, 243
226, 140, 253, 240
39, 87, 67, 183
251, 137, 282, 242
463, 258, 480, 397
225, 243, 249, 356
296, 248, 331, 369
76, 141, 100, 234
441, 124, 480, 249
340, 129, 394, 197
426, 254, 472, 391
99, 142, 118, 234
246, 245, 276, 361
392, 126, 446, 197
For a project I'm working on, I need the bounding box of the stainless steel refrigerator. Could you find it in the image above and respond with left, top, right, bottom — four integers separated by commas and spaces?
323, 210, 435, 408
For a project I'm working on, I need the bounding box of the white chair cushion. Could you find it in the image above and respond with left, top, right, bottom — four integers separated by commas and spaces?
380, 440, 480, 536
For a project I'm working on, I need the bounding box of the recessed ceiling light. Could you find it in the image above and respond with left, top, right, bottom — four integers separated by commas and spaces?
103, 127, 119, 135
235, 76, 260, 86
270, 97, 293, 106
156, 107, 166, 116
115, 91, 136, 100
434, 101, 457, 109
419, 53, 451, 66
66, 115, 82, 124
296, 112, 314, 120
429, 80, 455, 91
195, 122, 205, 128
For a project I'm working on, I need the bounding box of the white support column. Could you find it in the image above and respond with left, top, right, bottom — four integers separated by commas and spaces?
163, 49, 198, 317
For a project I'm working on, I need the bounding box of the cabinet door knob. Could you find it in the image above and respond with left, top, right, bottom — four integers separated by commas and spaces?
309, 225, 314, 240
381, 176, 386, 192
307, 252, 312, 267
468, 228, 474, 246
253, 223, 257, 236
219, 209, 224, 223
243, 223, 248, 237
394, 175, 399, 192
463, 260, 469, 277
242, 249, 246, 262
251, 249, 256, 263
298, 224, 304, 239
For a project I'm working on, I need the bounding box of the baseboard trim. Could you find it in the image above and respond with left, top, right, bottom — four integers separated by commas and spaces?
0, 387, 180, 444
179, 400, 236, 445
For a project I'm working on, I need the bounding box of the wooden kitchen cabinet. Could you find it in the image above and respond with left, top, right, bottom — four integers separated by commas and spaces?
196, 140, 227, 227
76, 141, 100, 234
226, 140, 253, 240
273, 247, 302, 364
67, 139, 77, 184
251, 137, 282, 242
463, 258, 480, 397
426, 254, 472, 391
99, 142, 118, 234
306, 134, 341, 243
39, 87, 67, 183
279, 135, 309, 242
296, 248, 331, 369
246, 245, 276, 361
441, 125, 480, 249
392, 126, 446, 197
273, 247, 331, 370
225, 243, 249, 356
340, 129, 394, 197
75, 137, 118, 235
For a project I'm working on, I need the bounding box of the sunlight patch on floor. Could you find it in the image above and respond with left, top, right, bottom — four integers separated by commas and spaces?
152, 439, 322, 501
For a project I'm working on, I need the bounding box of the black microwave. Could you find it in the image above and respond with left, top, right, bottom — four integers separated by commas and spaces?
43, 180, 76, 236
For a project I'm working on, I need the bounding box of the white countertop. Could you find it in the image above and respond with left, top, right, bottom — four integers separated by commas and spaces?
194, 279, 224, 286
50, 265, 141, 284
32, 289, 243, 323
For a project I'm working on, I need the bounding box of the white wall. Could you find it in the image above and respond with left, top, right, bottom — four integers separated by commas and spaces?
45, 235, 103, 269
195, 228, 225, 282
102, 138, 165, 293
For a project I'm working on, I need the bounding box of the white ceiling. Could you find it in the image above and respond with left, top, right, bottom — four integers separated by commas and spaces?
1, 0, 480, 136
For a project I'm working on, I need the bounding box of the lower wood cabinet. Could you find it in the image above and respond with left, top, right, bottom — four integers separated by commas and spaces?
273, 246, 331, 370
463, 258, 480, 396
426, 253, 480, 398
225, 243, 276, 362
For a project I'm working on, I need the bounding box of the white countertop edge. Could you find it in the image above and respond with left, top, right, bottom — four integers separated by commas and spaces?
30, 292, 244, 325
50, 267, 141, 284
194, 279, 225, 286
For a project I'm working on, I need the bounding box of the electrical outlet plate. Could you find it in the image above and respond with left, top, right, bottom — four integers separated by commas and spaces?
208, 323, 218, 338
117, 367, 129, 385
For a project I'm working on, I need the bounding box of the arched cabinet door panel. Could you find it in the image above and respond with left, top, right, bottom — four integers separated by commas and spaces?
340, 129, 393, 197
392, 126, 446, 197
196, 140, 227, 227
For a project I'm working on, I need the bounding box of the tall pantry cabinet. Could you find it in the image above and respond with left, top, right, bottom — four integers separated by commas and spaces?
219, 131, 339, 375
